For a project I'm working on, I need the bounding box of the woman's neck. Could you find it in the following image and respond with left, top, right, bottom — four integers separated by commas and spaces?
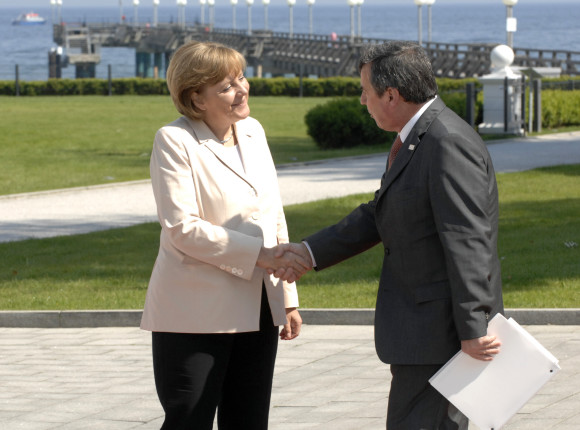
204, 120, 234, 146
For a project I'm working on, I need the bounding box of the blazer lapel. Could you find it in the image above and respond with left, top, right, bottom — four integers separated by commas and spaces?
186, 117, 256, 190
377, 98, 446, 201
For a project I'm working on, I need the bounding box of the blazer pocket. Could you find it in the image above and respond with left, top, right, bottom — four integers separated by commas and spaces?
412, 281, 451, 304
182, 255, 205, 266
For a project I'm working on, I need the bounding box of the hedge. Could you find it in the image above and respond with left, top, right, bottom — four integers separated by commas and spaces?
1, 76, 578, 129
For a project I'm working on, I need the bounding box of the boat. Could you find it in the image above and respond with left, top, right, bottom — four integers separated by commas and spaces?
11, 12, 47, 26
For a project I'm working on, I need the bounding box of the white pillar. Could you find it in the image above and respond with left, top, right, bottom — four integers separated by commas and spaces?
478, 45, 524, 136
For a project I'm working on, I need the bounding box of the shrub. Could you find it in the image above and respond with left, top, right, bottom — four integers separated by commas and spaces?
304, 97, 395, 149
542, 89, 580, 128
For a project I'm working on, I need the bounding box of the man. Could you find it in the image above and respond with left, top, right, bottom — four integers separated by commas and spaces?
277, 41, 504, 429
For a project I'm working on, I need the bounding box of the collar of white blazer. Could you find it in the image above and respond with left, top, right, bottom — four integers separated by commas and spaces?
185, 116, 258, 192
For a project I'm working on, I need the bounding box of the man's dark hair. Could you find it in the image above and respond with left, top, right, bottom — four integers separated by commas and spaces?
358, 41, 438, 104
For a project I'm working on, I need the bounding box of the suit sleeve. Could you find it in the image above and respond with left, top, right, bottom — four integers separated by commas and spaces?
305, 183, 383, 270
428, 132, 500, 340
150, 126, 262, 281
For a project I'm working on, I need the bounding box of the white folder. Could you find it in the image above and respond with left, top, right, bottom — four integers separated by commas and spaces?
429, 313, 560, 429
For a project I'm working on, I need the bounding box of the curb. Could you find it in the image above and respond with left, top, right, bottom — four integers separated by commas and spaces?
0, 308, 578, 328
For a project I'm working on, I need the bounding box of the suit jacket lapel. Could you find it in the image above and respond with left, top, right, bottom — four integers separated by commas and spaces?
186, 117, 257, 191
377, 97, 446, 201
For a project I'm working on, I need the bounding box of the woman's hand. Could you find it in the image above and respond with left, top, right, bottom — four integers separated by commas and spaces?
280, 308, 302, 340
256, 246, 311, 282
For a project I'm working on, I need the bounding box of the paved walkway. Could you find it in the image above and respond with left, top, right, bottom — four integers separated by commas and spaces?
1, 131, 580, 243
1, 132, 580, 429
0, 324, 578, 429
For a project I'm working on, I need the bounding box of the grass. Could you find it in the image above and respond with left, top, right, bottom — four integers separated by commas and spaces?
0, 96, 388, 195
1, 165, 578, 310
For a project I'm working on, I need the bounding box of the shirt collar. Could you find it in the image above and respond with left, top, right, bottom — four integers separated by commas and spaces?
399, 95, 437, 143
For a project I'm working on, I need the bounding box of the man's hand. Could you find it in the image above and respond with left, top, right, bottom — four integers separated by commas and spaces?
461, 335, 501, 361
280, 307, 302, 340
273, 243, 314, 282
256, 245, 311, 282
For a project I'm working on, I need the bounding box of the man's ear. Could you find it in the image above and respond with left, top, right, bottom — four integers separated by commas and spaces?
386, 87, 401, 104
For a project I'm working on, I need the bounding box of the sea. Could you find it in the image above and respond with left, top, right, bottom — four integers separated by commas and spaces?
1, 1, 578, 81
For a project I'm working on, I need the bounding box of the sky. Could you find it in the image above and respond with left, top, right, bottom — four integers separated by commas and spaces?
3, 0, 574, 8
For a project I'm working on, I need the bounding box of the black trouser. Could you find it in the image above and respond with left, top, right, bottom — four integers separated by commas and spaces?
387, 364, 469, 430
152, 287, 279, 430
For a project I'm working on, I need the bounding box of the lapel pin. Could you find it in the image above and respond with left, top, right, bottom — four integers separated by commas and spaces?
408, 144, 415, 151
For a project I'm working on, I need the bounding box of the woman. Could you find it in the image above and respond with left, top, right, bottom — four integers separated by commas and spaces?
140, 41, 307, 429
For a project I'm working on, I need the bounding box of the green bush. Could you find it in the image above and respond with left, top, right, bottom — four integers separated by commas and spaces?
0, 76, 576, 132
304, 97, 395, 149
542, 89, 580, 128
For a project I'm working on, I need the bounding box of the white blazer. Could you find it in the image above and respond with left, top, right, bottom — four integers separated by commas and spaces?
140, 115, 298, 334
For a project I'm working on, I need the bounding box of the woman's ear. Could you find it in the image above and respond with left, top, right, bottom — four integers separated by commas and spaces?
191, 92, 205, 111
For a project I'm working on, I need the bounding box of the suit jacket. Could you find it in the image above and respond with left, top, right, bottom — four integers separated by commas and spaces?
140, 115, 298, 334
306, 98, 504, 365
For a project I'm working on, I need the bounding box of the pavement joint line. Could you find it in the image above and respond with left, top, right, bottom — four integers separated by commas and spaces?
0, 308, 578, 328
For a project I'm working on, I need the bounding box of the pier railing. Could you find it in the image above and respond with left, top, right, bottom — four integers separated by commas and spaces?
52, 23, 580, 79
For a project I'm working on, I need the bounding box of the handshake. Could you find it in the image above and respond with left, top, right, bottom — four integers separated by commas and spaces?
257, 243, 313, 283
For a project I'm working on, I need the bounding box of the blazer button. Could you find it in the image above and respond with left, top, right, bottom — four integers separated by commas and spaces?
385, 247, 391, 256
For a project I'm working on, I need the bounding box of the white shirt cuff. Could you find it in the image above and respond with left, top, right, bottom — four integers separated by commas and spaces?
301, 240, 317, 268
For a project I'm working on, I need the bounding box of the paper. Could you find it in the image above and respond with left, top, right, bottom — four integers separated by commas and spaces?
429, 313, 560, 429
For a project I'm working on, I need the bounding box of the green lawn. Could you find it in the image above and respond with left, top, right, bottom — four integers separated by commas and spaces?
0, 95, 577, 310
0, 95, 387, 195
1, 165, 578, 310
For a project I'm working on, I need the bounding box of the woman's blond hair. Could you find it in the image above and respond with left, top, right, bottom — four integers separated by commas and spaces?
166, 41, 246, 119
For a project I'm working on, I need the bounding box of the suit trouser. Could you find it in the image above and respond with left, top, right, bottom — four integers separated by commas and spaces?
387, 364, 468, 430
152, 286, 279, 430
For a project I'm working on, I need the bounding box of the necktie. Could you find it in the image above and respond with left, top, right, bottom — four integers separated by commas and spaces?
388, 135, 403, 170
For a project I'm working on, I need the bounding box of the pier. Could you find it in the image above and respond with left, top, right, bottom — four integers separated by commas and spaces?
51, 23, 580, 79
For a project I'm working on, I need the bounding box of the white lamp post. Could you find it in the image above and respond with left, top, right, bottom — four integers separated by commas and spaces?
177, 0, 187, 29
424, 0, 435, 43
356, 0, 363, 38
208, 0, 215, 31
133, 0, 139, 26
414, 0, 427, 45
153, 0, 159, 27
307, 0, 315, 37
57, 0, 62, 24
348, 0, 357, 43
199, 0, 206, 27
287, 0, 296, 38
118, 0, 123, 23
502, 0, 518, 48
230, 0, 238, 30
246, 0, 253, 35
50, 0, 56, 23
262, 0, 270, 30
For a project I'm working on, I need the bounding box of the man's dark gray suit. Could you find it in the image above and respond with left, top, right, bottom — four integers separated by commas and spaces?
304, 97, 504, 426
